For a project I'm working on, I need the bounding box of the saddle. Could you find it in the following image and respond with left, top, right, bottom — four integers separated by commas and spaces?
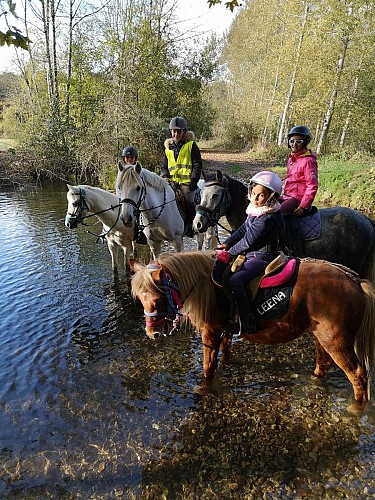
285, 206, 321, 242
212, 251, 297, 299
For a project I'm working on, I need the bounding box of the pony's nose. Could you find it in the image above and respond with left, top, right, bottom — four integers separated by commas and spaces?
65, 215, 77, 228
146, 330, 161, 339
121, 215, 133, 227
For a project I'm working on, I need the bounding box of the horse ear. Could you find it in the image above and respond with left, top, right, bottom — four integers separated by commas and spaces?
118, 161, 124, 172
66, 184, 71, 192
135, 162, 142, 174
202, 170, 207, 181
129, 258, 143, 272
216, 170, 223, 184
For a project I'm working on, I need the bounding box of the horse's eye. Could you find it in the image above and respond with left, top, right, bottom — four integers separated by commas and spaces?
137, 186, 141, 191
212, 194, 219, 199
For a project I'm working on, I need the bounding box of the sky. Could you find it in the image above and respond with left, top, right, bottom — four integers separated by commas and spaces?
0, 0, 237, 73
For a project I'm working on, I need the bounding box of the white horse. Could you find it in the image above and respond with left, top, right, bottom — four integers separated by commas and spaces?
65, 184, 135, 272
115, 163, 185, 259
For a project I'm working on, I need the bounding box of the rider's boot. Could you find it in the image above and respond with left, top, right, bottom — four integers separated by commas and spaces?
232, 285, 257, 335
184, 202, 197, 238
280, 219, 295, 255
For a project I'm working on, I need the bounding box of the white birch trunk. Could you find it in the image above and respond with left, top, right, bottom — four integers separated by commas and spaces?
277, 2, 309, 146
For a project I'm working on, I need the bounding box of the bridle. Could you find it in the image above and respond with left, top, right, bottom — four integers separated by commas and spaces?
65, 187, 90, 226
65, 187, 122, 240
120, 175, 167, 232
195, 180, 231, 233
144, 263, 184, 336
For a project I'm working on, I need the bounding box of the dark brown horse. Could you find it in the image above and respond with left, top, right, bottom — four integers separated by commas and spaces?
131, 251, 375, 412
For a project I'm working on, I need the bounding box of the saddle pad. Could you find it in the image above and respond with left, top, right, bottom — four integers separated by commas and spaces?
260, 259, 297, 288
287, 210, 321, 241
252, 283, 293, 321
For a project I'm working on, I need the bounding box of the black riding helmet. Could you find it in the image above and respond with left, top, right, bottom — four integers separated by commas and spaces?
169, 116, 187, 130
287, 125, 311, 146
122, 145, 138, 158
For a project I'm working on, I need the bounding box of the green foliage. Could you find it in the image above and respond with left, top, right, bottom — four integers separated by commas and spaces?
0, 28, 30, 49
0, 1, 31, 49
215, 0, 375, 154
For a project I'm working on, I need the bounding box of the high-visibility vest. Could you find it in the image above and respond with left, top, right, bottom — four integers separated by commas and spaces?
165, 141, 193, 184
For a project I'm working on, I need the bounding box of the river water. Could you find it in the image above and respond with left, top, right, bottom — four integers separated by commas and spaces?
0, 183, 374, 498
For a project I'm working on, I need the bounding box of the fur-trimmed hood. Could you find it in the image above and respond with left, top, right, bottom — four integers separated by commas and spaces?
164, 130, 195, 150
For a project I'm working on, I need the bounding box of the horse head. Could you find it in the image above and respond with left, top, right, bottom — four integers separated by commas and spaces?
116, 164, 145, 227
130, 258, 183, 338
65, 184, 89, 229
193, 170, 230, 233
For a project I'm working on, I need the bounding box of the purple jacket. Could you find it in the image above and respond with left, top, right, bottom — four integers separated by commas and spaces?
283, 149, 318, 210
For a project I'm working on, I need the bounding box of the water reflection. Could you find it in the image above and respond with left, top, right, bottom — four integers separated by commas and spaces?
0, 183, 374, 497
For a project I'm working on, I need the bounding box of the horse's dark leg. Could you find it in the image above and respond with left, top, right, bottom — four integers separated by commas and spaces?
313, 338, 334, 378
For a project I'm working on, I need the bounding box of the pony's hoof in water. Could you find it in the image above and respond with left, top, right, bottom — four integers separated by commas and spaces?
193, 379, 223, 395
193, 384, 207, 395
347, 400, 368, 416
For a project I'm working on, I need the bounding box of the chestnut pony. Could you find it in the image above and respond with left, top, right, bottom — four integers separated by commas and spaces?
131, 251, 375, 410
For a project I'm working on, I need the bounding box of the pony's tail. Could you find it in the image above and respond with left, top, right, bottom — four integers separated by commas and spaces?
355, 279, 375, 400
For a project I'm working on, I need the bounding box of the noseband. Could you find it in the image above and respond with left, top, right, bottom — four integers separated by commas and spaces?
195, 181, 230, 227
144, 263, 184, 335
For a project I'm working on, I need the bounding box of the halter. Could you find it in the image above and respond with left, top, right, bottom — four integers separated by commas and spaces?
144, 263, 184, 336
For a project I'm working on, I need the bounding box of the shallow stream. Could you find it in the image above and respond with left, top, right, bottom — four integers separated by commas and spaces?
0, 183, 374, 498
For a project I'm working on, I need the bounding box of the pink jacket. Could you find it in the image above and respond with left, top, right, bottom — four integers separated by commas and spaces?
283, 149, 318, 209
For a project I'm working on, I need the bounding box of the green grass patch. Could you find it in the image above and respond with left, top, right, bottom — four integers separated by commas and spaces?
226, 164, 243, 174
274, 154, 375, 213
0, 137, 18, 150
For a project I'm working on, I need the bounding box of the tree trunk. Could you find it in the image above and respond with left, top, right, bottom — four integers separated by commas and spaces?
316, 7, 352, 154
339, 58, 361, 148
277, 2, 309, 146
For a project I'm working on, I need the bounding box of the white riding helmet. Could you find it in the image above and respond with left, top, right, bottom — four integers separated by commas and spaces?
250, 171, 283, 197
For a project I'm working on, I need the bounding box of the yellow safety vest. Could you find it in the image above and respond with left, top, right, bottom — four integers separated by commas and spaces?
165, 141, 193, 184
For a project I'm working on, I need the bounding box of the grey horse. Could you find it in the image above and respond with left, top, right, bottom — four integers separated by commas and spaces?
193, 170, 375, 282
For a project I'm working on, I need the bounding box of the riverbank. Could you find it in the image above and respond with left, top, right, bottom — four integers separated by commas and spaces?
1, 146, 375, 213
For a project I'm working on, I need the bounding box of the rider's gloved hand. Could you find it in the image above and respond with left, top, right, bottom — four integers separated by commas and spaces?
293, 206, 305, 217
190, 179, 198, 191
215, 244, 227, 250
216, 249, 231, 263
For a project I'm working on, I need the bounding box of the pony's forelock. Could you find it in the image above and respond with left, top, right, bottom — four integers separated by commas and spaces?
118, 165, 167, 193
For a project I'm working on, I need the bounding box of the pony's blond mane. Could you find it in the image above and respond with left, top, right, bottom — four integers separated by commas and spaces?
118, 165, 167, 193
131, 251, 218, 329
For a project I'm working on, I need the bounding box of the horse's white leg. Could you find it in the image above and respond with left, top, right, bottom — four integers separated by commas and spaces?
174, 235, 184, 253
106, 237, 119, 273
196, 233, 204, 251
122, 242, 134, 270
148, 241, 163, 260
203, 226, 218, 250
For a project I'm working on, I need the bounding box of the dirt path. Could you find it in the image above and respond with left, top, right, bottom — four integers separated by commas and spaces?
201, 148, 276, 182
